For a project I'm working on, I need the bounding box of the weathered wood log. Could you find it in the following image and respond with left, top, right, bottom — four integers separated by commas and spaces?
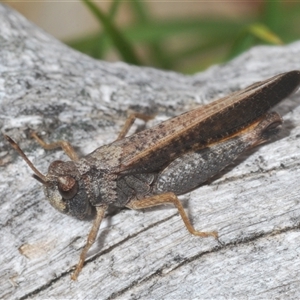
1, 4, 300, 299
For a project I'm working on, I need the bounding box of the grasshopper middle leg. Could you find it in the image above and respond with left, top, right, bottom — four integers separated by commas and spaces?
116, 112, 154, 140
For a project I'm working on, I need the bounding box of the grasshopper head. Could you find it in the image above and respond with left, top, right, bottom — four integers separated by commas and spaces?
43, 160, 94, 219
4, 135, 93, 220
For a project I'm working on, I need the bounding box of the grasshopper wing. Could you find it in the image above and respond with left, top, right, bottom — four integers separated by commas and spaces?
116, 71, 300, 174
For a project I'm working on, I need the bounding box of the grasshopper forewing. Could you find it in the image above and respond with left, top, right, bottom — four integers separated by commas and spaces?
4, 70, 300, 280
117, 70, 300, 174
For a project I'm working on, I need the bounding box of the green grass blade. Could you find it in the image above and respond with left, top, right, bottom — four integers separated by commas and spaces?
82, 0, 141, 65
248, 23, 282, 44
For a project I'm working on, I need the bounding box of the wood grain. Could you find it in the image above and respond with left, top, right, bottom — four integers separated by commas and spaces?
1, 4, 300, 299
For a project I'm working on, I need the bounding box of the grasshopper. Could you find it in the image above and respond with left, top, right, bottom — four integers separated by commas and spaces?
4, 70, 300, 280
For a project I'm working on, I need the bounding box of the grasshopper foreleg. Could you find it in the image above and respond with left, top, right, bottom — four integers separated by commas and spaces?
31, 132, 79, 161
71, 205, 108, 281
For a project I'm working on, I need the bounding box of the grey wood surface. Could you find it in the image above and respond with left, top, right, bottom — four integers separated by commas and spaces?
1, 4, 300, 299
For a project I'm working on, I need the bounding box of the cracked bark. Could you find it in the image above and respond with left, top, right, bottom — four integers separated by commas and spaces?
1, 3, 300, 299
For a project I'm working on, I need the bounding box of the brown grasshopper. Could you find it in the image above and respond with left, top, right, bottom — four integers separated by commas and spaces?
4, 70, 300, 280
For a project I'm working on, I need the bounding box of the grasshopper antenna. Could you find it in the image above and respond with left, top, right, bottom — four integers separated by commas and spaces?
4, 134, 48, 185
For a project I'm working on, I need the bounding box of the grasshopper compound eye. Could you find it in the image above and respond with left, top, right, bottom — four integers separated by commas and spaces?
57, 176, 79, 200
